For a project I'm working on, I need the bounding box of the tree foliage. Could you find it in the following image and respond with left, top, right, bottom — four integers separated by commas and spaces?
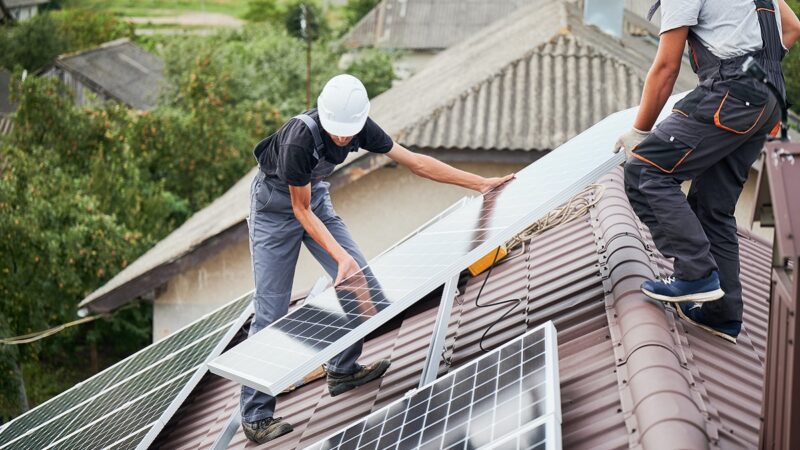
0, 10, 131, 72
0, 12, 395, 419
342, 0, 379, 28
346, 49, 395, 97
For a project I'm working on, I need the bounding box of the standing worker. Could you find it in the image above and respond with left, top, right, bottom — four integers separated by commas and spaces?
242, 74, 514, 444
615, 0, 800, 343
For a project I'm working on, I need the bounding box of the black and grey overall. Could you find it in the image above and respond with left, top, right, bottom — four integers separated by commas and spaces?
625, 0, 785, 325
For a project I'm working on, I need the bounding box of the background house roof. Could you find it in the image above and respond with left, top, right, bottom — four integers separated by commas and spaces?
0, 68, 13, 114
2, 0, 49, 8
79, 0, 695, 314
342, 0, 529, 50
54, 39, 165, 111
152, 168, 773, 449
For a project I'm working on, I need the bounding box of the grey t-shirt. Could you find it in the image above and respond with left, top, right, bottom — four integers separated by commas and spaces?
660, 0, 784, 59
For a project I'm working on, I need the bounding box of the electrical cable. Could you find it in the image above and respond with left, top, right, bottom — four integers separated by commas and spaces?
0, 315, 103, 345
474, 246, 525, 352
445, 184, 606, 357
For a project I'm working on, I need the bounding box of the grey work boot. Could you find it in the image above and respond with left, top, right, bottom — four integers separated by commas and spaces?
327, 359, 391, 397
242, 417, 293, 444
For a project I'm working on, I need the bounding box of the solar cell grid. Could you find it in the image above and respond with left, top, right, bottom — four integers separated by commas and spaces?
0, 293, 253, 450
45, 372, 193, 450
304, 323, 559, 450
210, 95, 687, 397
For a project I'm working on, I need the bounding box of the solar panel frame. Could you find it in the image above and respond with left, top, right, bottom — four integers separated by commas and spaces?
0, 292, 254, 450
303, 321, 560, 450
484, 414, 560, 450
208, 94, 687, 397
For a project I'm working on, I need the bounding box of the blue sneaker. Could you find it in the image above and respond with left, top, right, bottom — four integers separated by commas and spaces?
675, 303, 740, 344
641, 271, 724, 303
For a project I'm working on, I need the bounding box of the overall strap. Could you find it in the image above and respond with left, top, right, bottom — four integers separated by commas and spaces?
753, 0, 786, 62
647, 0, 660, 21
293, 114, 325, 160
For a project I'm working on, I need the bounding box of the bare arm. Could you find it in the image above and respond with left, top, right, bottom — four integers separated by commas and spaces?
633, 27, 689, 131
779, 0, 800, 48
289, 183, 359, 285
385, 142, 514, 193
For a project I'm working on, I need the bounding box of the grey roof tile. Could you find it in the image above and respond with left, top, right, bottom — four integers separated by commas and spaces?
55, 39, 165, 111
343, 0, 530, 50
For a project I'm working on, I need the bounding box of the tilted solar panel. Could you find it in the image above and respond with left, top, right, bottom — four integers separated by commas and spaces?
208, 94, 685, 396
304, 322, 559, 450
0, 293, 253, 450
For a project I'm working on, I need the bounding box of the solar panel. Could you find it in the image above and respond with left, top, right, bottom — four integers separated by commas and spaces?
208, 93, 686, 397
0, 293, 253, 450
304, 322, 559, 450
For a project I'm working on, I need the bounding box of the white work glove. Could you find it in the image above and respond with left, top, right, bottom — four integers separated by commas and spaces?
613, 127, 650, 160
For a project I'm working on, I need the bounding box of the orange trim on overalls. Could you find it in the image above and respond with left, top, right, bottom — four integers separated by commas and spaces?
756, 8, 775, 12
688, 41, 700, 69
672, 108, 689, 117
769, 121, 781, 137
631, 149, 695, 174
713, 91, 767, 134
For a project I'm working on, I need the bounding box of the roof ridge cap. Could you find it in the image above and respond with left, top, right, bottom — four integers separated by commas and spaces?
590, 167, 719, 449
56, 38, 132, 62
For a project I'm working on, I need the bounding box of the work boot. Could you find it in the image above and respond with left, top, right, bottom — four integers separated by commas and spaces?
641, 271, 724, 303
242, 417, 293, 444
327, 359, 391, 397
675, 303, 740, 344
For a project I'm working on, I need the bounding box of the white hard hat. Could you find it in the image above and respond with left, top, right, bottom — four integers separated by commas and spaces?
317, 74, 370, 137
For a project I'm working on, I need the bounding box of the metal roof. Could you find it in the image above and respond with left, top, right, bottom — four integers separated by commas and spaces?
78, 0, 696, 314
0, 69, 13, 114
153, 168, 774, 449
343, 0, 529, 50
343, 0, 663, 51
54, 39, 165, 111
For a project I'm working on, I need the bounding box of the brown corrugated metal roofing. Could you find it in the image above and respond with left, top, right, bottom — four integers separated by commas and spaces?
153, 167, 774, 449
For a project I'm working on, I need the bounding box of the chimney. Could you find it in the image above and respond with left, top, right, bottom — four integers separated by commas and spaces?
583, 0, 624, 38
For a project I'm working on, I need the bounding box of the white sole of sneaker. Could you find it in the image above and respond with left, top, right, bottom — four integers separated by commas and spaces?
673, 303, 737, 344
640, 287, 725, 303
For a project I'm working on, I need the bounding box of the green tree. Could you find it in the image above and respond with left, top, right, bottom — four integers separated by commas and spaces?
0, 14, 64, 71
343, 0, 379, 27
0, 74, 167, 416
284, 1, 328, 41
0, 21, 396, 419
346, 49, 395, 97
52, 9, 133, 52
244, 0, 288, 23
0, 9, 131, 72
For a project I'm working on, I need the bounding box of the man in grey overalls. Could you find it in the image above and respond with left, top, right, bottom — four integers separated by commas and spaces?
615, 0, 800, 343
241, 74, 515, 443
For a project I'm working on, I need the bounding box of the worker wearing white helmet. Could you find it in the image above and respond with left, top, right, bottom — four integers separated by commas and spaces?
241, 74, 515, 444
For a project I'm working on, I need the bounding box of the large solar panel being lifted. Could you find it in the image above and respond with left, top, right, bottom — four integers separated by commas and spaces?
209, 94, 686, 397
304, 322, 560, 450
0, 293, 253, 450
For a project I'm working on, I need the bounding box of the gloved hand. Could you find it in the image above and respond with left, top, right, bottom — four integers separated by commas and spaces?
613, 127, 650, 160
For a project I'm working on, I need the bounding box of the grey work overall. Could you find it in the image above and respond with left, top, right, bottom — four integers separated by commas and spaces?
625, 0, 785, 325
241, 116, 367, 423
